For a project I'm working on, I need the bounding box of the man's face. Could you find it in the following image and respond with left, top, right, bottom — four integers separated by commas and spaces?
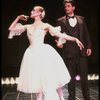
64, 2, 75, 15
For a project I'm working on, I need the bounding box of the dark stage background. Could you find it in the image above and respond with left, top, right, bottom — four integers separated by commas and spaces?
1, 0, 99, 77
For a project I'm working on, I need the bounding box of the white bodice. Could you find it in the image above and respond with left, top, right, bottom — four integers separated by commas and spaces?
26, 27, 47, 47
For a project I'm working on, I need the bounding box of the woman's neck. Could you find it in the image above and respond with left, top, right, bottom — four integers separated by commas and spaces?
34, 17, 42, 24
32, 18, 43, 28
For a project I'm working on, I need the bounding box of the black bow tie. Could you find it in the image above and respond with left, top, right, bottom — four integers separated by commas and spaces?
68, 16, 75, 19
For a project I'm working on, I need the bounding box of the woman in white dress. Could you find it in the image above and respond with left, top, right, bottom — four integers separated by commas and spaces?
8, 6, 84, 100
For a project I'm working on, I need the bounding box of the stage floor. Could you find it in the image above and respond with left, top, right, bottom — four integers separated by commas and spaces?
1, 80, 99, 100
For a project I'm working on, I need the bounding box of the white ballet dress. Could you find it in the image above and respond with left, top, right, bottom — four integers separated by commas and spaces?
8, 23, 71, 93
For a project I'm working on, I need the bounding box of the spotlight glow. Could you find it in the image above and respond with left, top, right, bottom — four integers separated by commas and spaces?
1, 74, 99, 85
75, 75, 80, 81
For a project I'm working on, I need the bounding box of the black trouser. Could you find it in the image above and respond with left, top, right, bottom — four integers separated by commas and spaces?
64, 56, 90, 100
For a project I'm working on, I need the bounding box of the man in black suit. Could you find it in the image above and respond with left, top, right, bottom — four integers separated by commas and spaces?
56, 0, 92, 100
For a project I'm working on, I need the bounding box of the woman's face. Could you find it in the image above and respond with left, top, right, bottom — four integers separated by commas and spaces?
30, 8, 41, 18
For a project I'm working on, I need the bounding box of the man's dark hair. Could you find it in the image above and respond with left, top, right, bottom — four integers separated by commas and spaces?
63, 0, 75, 6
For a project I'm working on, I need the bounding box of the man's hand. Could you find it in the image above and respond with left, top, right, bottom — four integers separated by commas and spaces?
55, 39, 63, 48
57, 44, 63, 48
86, 49, 92, 56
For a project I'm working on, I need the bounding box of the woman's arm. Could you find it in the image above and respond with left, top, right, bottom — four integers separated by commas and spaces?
8, 15, 28, 31
47, 24, 84, 50
57, 33, 84, 50
8, 15, 29, 39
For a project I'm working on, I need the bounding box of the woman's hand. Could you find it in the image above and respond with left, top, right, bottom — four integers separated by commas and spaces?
17, 15, 29, 21
75, 38, 84, 50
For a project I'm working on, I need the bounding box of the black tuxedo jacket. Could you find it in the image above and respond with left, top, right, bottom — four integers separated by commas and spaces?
57, 15, 92, 57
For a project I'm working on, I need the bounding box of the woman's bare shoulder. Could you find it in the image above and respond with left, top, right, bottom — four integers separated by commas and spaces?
41, 23, 49, 29
43, 23, 53, 28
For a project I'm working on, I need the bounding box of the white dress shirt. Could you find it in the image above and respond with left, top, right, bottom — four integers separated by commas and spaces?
68, 17, 77, 27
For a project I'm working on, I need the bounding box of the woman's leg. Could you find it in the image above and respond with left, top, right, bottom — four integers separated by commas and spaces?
57, 87, 65, 100
36, 92, 43, 100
